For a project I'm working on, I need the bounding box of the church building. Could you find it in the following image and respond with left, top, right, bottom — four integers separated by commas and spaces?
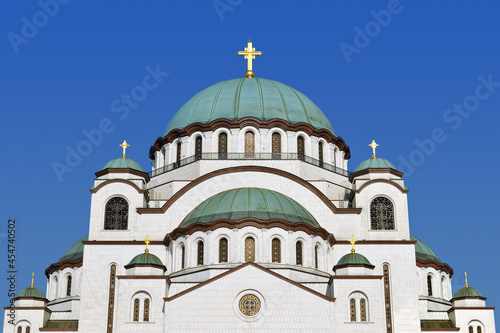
4, 41, 496, 333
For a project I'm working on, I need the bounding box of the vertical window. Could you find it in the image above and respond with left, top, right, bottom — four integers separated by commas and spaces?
218, 133, 228, 159
350, 299, 356, 322
143, 299, 150, 322
427, 275, 433, 296
360, 299, 367, 322
272, 132, 281, 159
370, 197, 395, 230
176, 142, 182, 164
245, 237, 255, 262
195, 136, 202, 160
478, 326, 482, 333
441, 277, 446, 298
133, 299, 140, 322
271, 238, 281, 263
197, 241, 204, 266
107, 265, 117, 333
66, 275, 72, 297
314, 245, 319, 269
318, 141, 324, 167
383, 264, 393, 333
295, 241, 303, 265
104, 197, 129, 230
51, 277, 58, 299
26, 327, 30, 333
17, 327, 22, 333
297, 136, 305, 160
181, 245, 185, 269
219, 238, 228, 263
469, 327, 474, 333
244, 131, 255, 157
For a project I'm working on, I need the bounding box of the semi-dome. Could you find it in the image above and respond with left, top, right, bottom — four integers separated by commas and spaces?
164, 78, 335, 136
100, 157, 144, 172
411, 235, 441, 263
15, 286, 47, 301
58, 236, 87, 263
334, 252, 374, 270
125, 253, 165, 269
453, 286, 485, 299
180, 187, 319, 228
354, 157, 399, 173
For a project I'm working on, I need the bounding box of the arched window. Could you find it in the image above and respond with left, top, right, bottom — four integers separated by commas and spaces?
143, 299, 150, 322
17, 327, 22, 333
197, 241, 204, 266
295, 241, 303, 265
370, 197, 395, 230
107, 265, 117, 333
297, 136, 305, 160
245, 237, 255, 262
318, 141, 324, 167
478, 326, 482, 333
441, 277, 446, 298
360, 299, 367, 322
218, 132, 228, 159
66, 275, 72, 297
104, 197, 128, 230
427, 275, 433, 296
350, 299, 356, 321
181, 245, 185, 269
195, 136, 202, 160
314, 245, 319, 269
133, 298, 140, 321
469, 327, 474, 333
25, 327, 30, 333
51, 277, 58, 299
219, 238, 228, 263
244, 131, 255, 158
176, 142, 182, 165
272, 132, 281, 159
271, 238, 281, 263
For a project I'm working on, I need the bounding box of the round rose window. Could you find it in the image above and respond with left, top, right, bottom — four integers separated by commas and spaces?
238, 294, 261, 316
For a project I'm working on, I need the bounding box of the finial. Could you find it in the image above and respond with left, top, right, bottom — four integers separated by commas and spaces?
465, 272, 468, 288
349, 235, 357, 253
31, 272, 34, 288
143, 235, 152, 253
119, 140, 130, 158
237, 40, 262, 78
369, 140, 379, 158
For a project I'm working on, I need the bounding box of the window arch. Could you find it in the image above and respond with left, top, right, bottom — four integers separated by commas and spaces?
349, 292, 369, 322
297, 136, 305, 160
271, 238, 281, 263
104, 197, 128, 230
370, 197, 395, 230
195, 136, 202, 160
245, 237, 255, 262
427, 275, 433, 296
218, 132, 228, 159
318, 141, 324, 166
295, 241, 303, 265
219, 238, 228, 263
469, 321, 485, 333
314, 245, 319, 269
66, 275, 72, 297
272, 132, 281, 158
244, 131, 255, 157
131, 292, 151, 323
197, 241, 204, 266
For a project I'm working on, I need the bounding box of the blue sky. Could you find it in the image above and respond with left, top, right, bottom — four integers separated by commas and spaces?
1, 0, 499, 327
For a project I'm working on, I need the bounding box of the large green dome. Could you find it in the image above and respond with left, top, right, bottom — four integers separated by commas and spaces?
411, 235, 441, 263
164, 78, 335, 135
180, 187, 319, 228
58, 236, 87, 263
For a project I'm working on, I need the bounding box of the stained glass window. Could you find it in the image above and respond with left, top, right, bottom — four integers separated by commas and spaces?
296, 241, 302, 265
144, 299, 150, 322
219, 238, 228, 263
370, 197, 395, 230
107, 265, 116, 333
297, 136, 305, 160
197, 241, 204, 266
17, 327, 22, 333
272, 132, 281, 159
104, 197, 128, 230
383, 264, 392, 333
478, 326, 482, 333
245, 237, 255, 262
271, 238, 281, 263
218, 133, 227, 159
25, 328, 30, 333
427, 275, 433, 296
360, 299, 367, 322
469, 327, 474, 333
195, 136, 202, 160
350, 299, 356, 322
66, 275, 72, 296
133, 299, 140, 322
245, 131, 255, 158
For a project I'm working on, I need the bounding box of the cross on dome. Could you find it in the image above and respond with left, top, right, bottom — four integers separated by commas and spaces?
31, 272, 34, 288
369, 140, 379, 158
120, 140, 130, 158
349, 235, 357, 253
237, 40, 262, 78
143, 235, 152, 253
465, 272, 469, 288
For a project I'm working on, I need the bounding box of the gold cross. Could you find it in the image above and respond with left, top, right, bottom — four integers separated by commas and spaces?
31, 272, 34, 288
465, 272, 468, 288
369, 140, 379, 158
119, 140, 130, 158
237, 40, 262, 78
349, 235, 357, 253
143, 235, 152, 253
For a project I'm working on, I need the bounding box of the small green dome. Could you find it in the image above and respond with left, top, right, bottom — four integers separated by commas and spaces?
165, 78, 335, 136
125, 253, 165, 269
453, 287, 485, 299
411, 235, 441, 263
58, 236, 87, 263
354, 157, 399, 173
15, 287, 47, 300
334, 252, 374, 269
100, 158, 144, 172
180, 187, 319, 228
